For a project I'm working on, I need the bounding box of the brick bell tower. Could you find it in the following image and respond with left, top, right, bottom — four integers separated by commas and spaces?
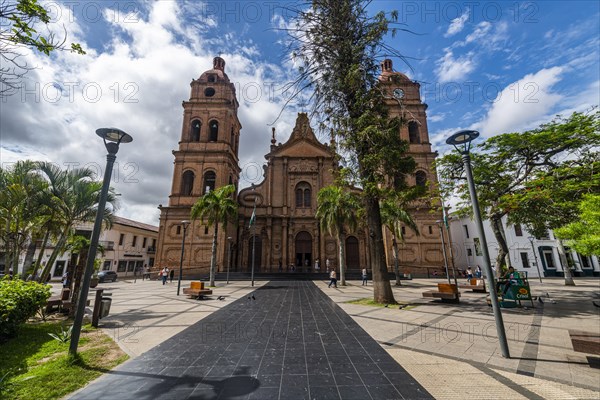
155, 57, 241, 277
378, 59, 445, 274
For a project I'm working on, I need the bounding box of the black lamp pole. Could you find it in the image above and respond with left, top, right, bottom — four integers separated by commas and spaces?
69, 128, 132, 357
446, 130, 510, 359
177, 220, 190, 296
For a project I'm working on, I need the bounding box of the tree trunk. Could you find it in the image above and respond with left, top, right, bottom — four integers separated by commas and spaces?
69, 246, 88, 318
338, 231, 346, 286
489, 215, 509, 278
366, 197, 396, 304
392, 236, 401, 286
40, 227, 69, 282
209, 223, 218, 287
556, 238, 575, 286
22, 238, 37, 277
32, 229, 51, 279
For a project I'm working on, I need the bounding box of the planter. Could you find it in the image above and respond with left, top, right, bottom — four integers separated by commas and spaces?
90, 278, 99, 288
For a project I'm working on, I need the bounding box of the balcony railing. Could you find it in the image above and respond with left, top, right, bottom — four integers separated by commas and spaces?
147, 246, 156, 253
99, 241, 115, 251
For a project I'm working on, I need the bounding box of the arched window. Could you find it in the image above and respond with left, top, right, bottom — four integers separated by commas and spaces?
295, 182, 311, 208
190, 120, 201, 142
408, 121, 420, 144
203, 171, 216, 194
181, 170, 195, 195
415, 171, 427, 187
209, 120, 218, 142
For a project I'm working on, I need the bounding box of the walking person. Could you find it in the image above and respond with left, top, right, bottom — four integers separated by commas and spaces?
315, 258, 320, 272
466, 266, 473, 282
361, 268, 368, 286
161, 267, 169, 285
328, 269, 337, 288
475, 265, 482, 278
169, 268, 175, 283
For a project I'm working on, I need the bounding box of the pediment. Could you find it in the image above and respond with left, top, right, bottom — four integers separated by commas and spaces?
273, 141, 332, 158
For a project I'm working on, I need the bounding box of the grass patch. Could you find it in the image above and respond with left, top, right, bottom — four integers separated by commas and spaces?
0, 321, 128, 399
346, 298, 419, 310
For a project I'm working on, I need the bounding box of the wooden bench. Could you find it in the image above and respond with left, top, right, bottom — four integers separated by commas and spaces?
569, 330, 600, 356
183, 281, 213, 299
422, 283, 460, 303
460, 278, 487, 293
45, 288, 71, 313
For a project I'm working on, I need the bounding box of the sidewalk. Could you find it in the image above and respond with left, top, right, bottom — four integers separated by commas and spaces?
317, 278, 600, 399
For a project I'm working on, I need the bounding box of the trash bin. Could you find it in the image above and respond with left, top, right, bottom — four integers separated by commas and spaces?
99, 297, 112, 319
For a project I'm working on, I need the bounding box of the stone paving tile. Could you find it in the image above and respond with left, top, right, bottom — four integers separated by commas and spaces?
73, 281, 432, 399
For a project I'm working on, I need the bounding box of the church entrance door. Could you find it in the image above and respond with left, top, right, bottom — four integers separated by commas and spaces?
295, 231, 312, 273
346, 236, 360, 270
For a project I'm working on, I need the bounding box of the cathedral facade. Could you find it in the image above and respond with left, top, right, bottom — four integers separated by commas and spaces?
155, 57, 445, 277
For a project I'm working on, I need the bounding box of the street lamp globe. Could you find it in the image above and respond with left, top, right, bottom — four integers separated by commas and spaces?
446, 130, 479, 153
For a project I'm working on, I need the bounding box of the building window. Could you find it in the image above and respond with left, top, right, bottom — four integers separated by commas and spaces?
176, 225, 181, 235
415, 171, 427, 187
428, 226, 433, 234
295, 182, 311, 208
514, 224, 523, 236
467, 248, 473, 257
132, 235, 137, 247
203, 171, 216, 193
142, 237, 147, 248
463, 225, 469, 238
209, 120, 218, 141
474, 238, 482, 256
520, 252, 530, 268
191, 120, 201, 141
152, 239, 156, 247
408, 121, 420, 144
401, 226, 406, 236
230, 127, 234, 146
207, 74, 216, 83
119, 234, 125, 246
181, 170, 195, 195
117, 260, 127, 272
149, 258, 155, 267
205, 226, 209, 235
103, 260, 111, 271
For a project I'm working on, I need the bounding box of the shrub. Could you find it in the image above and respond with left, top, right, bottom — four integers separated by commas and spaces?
0, 278, 51, 341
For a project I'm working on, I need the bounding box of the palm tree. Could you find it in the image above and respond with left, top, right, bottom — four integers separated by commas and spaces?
190, 185, 238, 287
316, 185, 361, 286
35, 162, 117, 281
0, 161, 46, 275
381, 195, 419, 286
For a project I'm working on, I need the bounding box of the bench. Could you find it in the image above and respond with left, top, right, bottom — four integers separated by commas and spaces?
422, 283, 460, 303
569, 330, 600, 356
460, 278, 487, 293
183, 281, 213, 299
45, 288, 71, 313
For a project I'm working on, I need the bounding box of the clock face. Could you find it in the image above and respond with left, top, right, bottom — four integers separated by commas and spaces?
393, 88, 405, 99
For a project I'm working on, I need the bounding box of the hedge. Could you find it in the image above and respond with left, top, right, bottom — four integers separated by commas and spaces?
0, 277, 51, 341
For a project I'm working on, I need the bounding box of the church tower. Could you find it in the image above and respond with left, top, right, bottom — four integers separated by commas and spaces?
155, 57, 241, 275
379, 59, 445, 274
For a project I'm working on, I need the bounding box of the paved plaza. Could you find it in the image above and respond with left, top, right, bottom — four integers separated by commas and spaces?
65, 277, 599, 399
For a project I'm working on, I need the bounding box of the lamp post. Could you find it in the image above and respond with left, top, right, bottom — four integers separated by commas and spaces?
227, 237, 233, 284
446, 129, 510, 358
528, 236, 543, 283
177, 220, 190, 296
69, 128, 132, 357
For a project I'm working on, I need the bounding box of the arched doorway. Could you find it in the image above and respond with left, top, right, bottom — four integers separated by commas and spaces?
346, 236, 360, 270
295, 231, 312, 272
248, 235, 262, 272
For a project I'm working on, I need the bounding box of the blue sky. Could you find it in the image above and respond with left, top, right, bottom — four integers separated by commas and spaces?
0, 0, 598, 225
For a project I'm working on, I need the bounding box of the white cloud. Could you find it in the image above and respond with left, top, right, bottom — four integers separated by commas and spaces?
0, 1, 299, 226
435, 50, 476, 83
444, 10, 470, 37
474, 67, 564, 137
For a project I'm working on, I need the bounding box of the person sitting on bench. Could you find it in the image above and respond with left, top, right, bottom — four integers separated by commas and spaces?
501, 266, 522, 296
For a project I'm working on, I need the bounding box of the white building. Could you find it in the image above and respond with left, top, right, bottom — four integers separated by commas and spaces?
36, 216, 159, 280
449, 214, 600, 278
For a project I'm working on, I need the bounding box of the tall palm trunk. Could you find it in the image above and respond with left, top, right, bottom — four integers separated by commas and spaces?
337, 230, 346, 286
209, 223, 218, 286
32, 229, 51, 278
556, 238, 575, 286
392, 235, 401, 286
40, 227, 69, 281
69, 246, 89, 318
